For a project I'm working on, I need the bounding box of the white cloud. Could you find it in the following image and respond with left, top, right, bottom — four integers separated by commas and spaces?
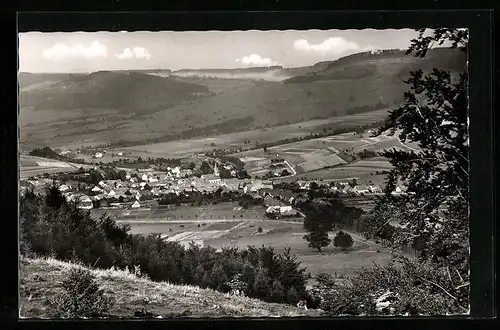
115, 47, 151, 60
293, 37, 362, 56
236, 54, 279, 67
42, 41, 107, 60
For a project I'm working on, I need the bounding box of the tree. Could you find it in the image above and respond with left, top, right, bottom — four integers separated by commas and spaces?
356, 28, 470, 313
269, 280, 285, 303
252, 267, 270, 299
263, 146, 268, 152
370, 28, 468, 272
117, 170, 127, 181
88, 169, 102, 185
302, 204, 335, 252
303, 230, 330, 252
218, 167, 232, 179
286, 286, 299, 305
333, 231, 354, 251
209, 263, 228, 291
200, 161, 212, 175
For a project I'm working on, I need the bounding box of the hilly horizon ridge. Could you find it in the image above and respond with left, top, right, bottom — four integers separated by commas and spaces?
18, 47, 466, 150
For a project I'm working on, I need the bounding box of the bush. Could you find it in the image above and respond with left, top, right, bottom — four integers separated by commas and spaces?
257, 226, 263, 233
47, 268, 113, 318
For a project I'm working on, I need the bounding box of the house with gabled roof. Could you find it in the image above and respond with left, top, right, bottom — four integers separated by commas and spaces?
58, 184, 71, 192
354, 185, 370, 195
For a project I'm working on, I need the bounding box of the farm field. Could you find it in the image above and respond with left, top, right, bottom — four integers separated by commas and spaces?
114, 108, 391, 158
93, 202, 268, 223
276, 158, 393, 186
124, 218, 395, 284
231, 131, 408, 176
19, 154, 94, 179
101, 201, 392, 282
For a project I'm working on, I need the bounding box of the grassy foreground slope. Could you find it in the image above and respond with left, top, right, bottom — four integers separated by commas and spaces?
20, 257, 323, 319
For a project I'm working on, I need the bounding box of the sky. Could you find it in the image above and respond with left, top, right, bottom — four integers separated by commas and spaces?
18, 29, 421, 73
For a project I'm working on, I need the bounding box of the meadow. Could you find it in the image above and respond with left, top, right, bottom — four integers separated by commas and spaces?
89, 200, 394, 284
231, 131, 406, 178
19, 155, 94, 180
123, 217, 394, 285
114, 108, 392, 159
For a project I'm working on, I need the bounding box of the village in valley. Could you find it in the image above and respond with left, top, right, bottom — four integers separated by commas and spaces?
20, 145, 405, 219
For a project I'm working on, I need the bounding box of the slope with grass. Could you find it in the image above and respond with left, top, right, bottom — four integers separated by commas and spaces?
20, 257, 323, 318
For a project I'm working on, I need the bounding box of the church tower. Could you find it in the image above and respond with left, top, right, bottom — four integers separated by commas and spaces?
214, 161, 220, 177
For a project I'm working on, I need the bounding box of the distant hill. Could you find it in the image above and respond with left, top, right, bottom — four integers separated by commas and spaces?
283, 48, 466, 84
172, 66, 288, 81
19, 71, 211, 113
18, 72, 87, 91
20, 257, 322, 318
18, 48, 467, 149
28, 146, 67, 161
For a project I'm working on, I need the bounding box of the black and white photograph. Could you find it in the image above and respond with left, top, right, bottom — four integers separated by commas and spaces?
18, 27, 470, 318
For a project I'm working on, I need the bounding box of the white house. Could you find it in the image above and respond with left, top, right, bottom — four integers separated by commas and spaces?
298, 182, 311, 190
94, 152, 103, 159
141, 174, 148, 181
148, 177, 158, 183
98, 180, 107, 188
171, 167, 181, 177
392, 186, 404, 195
354, 185, 370, 195
117, 152, 123, 156
204, 174, 222, 185
279, 205, 293, 214
262, 180, 273, 189
78, 196, 93, 210
58, 184, 70, 192
107, 190, 116, 197
266, 206, 280, 214
91, 186, 102, 193
131, 200, 141, 208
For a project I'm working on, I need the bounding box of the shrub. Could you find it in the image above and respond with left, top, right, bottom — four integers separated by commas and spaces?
257, 226, 263, 233
47, 268, 113, 318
